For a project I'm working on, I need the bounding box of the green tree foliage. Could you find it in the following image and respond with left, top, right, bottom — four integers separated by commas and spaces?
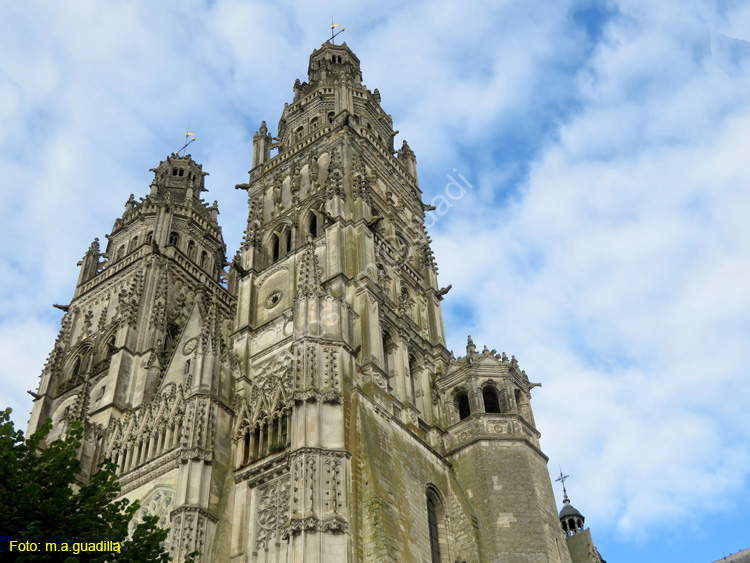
0, 408, 176, 562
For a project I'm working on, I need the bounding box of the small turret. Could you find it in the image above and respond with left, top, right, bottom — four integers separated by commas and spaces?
251, 121, 273, 168
466, 334, 476, 357
148, 153, 208, 200
76, 238, 101, 286
556, 471, 606, 562
397, 140, 418, 181
559, 488, 585, 538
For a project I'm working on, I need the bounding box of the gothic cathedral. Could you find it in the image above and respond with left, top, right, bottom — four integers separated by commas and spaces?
28, 42, 582, 562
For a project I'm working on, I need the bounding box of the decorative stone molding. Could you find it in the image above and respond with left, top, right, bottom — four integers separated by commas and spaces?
179, 447, 213, 464
119, 449, 181, 494
292, 388, 343, 405
235, 452, 290, 485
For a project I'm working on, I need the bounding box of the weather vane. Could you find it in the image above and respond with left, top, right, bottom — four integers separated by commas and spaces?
325, 18, 345, 45
177, 123, 196, 156
556, 467, 570, 500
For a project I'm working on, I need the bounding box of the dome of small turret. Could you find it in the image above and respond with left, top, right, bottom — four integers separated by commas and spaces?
559, 500, 583, 520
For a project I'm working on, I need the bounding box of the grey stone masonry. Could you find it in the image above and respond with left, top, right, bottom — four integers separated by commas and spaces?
30, 41, 577, 563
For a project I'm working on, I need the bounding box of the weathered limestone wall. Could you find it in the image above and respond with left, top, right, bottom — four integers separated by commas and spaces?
349, 390, 479, 563
450, 439, 572, 563
565, 529, 601, 563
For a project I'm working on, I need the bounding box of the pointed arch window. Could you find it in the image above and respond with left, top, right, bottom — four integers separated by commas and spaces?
187, 240, 196, 260
382, 330, 393, 374
426, 487, 445, 563
456, 391, 471, 421
239, 408, 291, 466
116, 246, 125, 261
271, 233, 280, 262
168, 232, 180, 247
307, 212, 318, 238
200, 251, 209, 269
145, 231, 153, 245
243, 431, 251, 466
483, 387, 501, 414
71, 356, 82, 378
269, 227, 293, 265
164, 323, 179, 352
128, 236, 138, 252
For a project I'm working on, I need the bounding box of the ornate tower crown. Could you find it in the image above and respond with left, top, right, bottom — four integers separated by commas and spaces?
305, 42, 363, 88
148, 153, 208, 202
258, 42, 394, 160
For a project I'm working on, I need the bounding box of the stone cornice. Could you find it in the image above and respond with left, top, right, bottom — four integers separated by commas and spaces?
170, 505, 219, 524
119, 448, 181, 494
234, 451, 290, 485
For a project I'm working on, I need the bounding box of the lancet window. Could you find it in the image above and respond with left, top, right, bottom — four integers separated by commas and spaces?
305, 205, 326, 239
68, 346, 93, 380
236, 406, 291, 467
268, 226, 293, 265
455, 391, 471, 421
163, 323, 179, 352
483, 386, 501, 414
426, 486, 446, 563
71, 356, 82, 378
382, 330, 395, 375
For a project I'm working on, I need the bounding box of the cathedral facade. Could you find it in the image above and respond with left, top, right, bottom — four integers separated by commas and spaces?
29, 42, 577, 563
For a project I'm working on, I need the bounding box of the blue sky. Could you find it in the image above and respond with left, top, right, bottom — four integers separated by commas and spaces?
1, 1, 749, 561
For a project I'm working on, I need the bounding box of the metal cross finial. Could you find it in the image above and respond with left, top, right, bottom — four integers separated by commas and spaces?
556, 467, 570, 501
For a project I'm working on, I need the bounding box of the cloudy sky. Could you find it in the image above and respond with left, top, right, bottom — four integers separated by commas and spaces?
2, 1, 749, 560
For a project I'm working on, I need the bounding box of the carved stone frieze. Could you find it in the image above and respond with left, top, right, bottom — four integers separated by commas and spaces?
253, 474, 291, 553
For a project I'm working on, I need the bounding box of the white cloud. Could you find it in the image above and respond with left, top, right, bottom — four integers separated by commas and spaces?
433, 0, 750, 542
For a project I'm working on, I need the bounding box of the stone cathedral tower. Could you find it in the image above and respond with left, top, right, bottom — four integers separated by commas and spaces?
29, 42, 573, 563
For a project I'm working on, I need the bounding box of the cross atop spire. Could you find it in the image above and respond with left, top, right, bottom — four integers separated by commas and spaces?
556, 468, 570, 503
